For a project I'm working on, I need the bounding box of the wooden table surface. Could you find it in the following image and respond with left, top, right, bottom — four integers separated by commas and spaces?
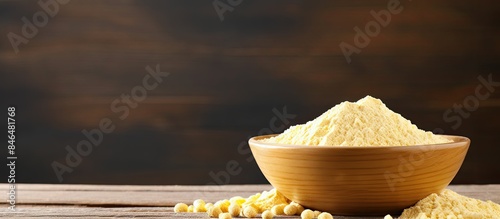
1, 184, 499, 218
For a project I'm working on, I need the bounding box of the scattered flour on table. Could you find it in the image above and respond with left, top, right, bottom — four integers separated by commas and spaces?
242, 188, 289, 212
263, 95, 451, 146
399, 189, 500, 219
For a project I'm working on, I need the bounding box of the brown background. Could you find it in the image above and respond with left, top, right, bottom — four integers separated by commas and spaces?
1, 0, 499, 185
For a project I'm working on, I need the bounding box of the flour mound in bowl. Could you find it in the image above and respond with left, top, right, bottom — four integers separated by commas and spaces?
264, 95, 451, 146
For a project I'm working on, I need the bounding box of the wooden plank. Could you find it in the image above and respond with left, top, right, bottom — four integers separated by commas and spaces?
7, 184, 500, 206
0, 205, 381, 219
12, 184, 274, 206
1, 184, 499, 218
0, 206, 208, 218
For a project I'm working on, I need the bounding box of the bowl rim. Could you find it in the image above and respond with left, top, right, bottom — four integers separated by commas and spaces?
249, 134, 470, 150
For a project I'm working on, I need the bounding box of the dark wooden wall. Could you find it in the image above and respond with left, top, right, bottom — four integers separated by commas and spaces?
1, 0, 499, 185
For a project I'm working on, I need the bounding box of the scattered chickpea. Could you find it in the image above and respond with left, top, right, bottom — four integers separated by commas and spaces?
173, 203, 188, 213
219, 212, 232, 219
194, 199, 206, 212
193, 199, 205, 207
284, 204, 298, 215
207, 206, 223, 218
229, 196, 246, 206
271, 204, 286, 215
242, 205, 258, 218
194, 205, 206, 212
179, 191, 322, 218
300, 209, 315, 219
205, 203, 214, 210
261, 210, 274, 219
228, 203, 241, 217
215, 199, 231, 212
384, 214, 393, 219
318, 212, 334, 219
293, 203, 305, 214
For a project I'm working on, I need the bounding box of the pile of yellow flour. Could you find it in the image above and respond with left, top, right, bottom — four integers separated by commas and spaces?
264, 95, 451, 146
399, 189, 500, 219
242, 188, 289, 211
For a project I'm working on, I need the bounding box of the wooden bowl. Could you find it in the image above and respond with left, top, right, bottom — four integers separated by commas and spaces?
248, 135, 470, 215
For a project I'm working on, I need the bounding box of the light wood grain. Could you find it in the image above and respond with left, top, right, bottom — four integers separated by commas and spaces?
1, 184, 499, 218
0, 206, 378, 219
13, 184, 273, 206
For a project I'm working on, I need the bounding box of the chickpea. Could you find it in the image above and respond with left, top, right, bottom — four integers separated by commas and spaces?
215, 199, 231, 212
271, 204, 287, 215
229, 196, 246, 206
219, 212, 232, 219
317, 212, 334, 219
243, 205, 258, 218
293, 203, 305, 214
284, 204, 298, 215
173, 203, 188, 213
205, 203, 214, 210
261, 210, 274, 219
228, 203, 241, 217
194, 199, 206, 212
300, 209, 315, 219
193, 199, 205, 207
207, 206, 222, 218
